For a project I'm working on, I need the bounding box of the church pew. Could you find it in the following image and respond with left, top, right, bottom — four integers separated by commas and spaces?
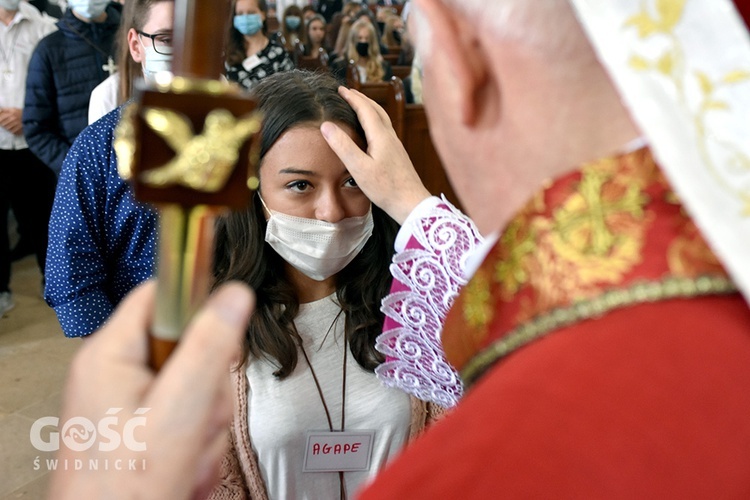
348, 71, 462, 209
392, 65, 411, 81
347, 70, 405, 140
382, 53, 400, 66
402, 104, 462, 209
295, 47, 330, 73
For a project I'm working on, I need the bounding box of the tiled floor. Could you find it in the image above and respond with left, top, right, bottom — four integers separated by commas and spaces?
0, 256, 80, 499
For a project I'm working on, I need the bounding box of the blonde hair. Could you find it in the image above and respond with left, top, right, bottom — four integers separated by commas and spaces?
380, 12, 403, 47
346, 18, 384, 83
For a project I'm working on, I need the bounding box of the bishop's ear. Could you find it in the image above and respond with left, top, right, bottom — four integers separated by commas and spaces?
412, 0, 491, 127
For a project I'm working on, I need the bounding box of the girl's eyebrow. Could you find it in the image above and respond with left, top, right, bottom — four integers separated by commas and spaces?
279, 168, 318, 176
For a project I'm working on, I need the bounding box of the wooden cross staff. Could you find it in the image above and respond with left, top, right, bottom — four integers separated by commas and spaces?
114, 0, 261, 370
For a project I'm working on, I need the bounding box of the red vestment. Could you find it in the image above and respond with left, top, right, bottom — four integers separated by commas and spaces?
360, 148, 750, 498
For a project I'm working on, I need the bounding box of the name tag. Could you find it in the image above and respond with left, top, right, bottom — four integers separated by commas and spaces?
242, 55, 262, 71
303, 430, 375, 473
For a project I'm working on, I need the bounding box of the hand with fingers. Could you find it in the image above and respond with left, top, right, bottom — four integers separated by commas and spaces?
0, 108, 23, 136
321, 86, 432, 225
48, 281, 254, 500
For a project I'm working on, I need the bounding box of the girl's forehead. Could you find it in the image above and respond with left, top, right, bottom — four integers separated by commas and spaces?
260, 123, 360, 176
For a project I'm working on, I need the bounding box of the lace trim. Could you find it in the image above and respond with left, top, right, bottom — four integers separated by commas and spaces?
376, 197, 483, 407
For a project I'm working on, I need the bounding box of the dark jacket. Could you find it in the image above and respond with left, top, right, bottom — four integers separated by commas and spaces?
22, 5, 120, 174
317, 0, 343, 23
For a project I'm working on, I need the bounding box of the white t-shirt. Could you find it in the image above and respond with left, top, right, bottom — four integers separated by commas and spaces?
88, 72, 120, 124
246, 294, 411, 499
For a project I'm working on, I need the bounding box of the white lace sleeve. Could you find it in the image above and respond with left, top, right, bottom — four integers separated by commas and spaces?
375, 196, 483, 408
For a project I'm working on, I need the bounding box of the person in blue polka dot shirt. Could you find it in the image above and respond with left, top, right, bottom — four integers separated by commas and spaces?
44, 0, 176, 337
45, 106, 158, 337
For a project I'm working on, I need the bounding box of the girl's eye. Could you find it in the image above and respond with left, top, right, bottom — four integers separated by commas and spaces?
345, 177, 359, 188
287, 180, 310, 192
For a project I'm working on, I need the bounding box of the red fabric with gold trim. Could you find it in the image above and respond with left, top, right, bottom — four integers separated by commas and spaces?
441, 148, 729, 377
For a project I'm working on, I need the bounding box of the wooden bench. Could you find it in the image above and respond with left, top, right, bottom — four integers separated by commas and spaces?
392, 65, 411, 81
347, 66, 405, 140
402, 104, 461, 209
295, 47, 330, 73
382, 53, 400, 66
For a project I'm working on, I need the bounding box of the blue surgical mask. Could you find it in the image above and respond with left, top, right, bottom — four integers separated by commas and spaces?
68, 0, 109, 19
234, 13, 263, 36
285, 15, 301, 30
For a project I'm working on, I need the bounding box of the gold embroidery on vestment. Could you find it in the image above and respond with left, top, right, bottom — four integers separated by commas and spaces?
460, 275, 737, 387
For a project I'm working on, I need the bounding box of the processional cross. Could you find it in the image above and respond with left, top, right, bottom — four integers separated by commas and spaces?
115, 0, 261, 370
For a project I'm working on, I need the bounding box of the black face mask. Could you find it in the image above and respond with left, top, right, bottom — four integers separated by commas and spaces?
356, 42, 370, 57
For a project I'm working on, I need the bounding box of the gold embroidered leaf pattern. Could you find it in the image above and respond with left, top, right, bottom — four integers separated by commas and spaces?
728, 151, 750, 173
624, 10, 661, 38
667, 219, 724, 277
494, 220, 535, 298
705, 100, 730, 111
629, 55, 652, 71
695, 71, 713, 95
722, 70, 750, 84
625, 0, 686, 38
742, 194, 750, 217
655, 0, 687, 31
462, 272, 493, 330
657, 51, 675, 75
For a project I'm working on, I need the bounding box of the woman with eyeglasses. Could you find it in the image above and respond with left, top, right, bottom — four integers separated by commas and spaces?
225, 0, 294, 92
88, 0, 174, 124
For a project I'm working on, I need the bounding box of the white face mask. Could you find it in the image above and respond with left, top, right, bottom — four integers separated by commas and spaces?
261, 196, 375, 282
141, 44, 173, 83
0, 0, 21, 11
68, 0, 110, 19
